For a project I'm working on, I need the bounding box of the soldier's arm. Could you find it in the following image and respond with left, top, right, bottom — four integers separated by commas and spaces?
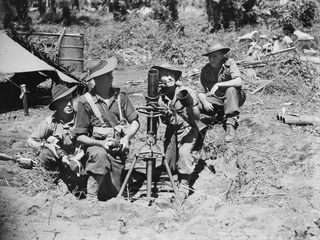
120, 94, 140, 150
27, 116, 52, 148
217, 59, 242, 88
198, 68, 214, 111
216, 78, 241, 88
124, 119, 140, 142
186, 88, 201, 121
122, 93, 140, 141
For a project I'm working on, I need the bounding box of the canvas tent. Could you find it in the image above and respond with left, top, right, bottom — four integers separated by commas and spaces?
0, 30, 79, 83
0, 31, 81, 110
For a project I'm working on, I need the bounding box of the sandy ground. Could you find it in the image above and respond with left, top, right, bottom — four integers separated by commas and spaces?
1, 68, 320, 240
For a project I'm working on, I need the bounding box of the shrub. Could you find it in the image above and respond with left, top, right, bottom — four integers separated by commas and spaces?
256, 57, 319, 100
275, 0, 319, 30
205, 0, 259, 32
297, 0, 318, 28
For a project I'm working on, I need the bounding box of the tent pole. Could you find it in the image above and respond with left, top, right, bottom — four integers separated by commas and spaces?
16, 32, 83, 37
20, 84, 29, 116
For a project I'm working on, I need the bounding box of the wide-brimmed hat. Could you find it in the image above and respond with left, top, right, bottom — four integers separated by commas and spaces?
202, 43, 230, 56
85, 56, 118, 81
49, 84, 77, 110
151, 63, 182, 81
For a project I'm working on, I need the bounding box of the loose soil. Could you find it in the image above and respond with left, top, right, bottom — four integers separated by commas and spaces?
1, 4, 320, 239
1, 68, 320, 240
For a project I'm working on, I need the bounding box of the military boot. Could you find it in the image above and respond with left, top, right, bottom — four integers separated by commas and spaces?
176, 174, 190, 200
224, 117, 238, 143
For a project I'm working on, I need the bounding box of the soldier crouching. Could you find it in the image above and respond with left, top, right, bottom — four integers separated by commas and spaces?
152, 63, 206, 200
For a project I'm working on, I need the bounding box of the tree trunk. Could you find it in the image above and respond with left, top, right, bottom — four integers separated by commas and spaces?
38, 0, 45, 17
205, 0, 222, 32
167, 0, 178, 21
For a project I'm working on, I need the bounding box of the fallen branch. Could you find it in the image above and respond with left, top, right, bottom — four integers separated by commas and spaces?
56, 28, 67, 54
4, 178, 10, 187
0, 153, 16, 161
0, 134, 28, 139
251, 79, 274, 94
239, 192, 286, 198
48, 196, 55, 225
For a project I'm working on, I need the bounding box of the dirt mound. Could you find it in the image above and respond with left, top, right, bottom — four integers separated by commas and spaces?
2, 86, 320, 239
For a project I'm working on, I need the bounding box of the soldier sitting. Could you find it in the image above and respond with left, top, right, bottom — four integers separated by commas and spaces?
198, 43, 246, 143
28, 84, 87, 198
72, 56, 140, 201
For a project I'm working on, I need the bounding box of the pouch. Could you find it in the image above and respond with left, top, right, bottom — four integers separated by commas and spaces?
92, 126, 114, 140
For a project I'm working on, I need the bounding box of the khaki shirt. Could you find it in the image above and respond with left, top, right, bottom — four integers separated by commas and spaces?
199, 58, 242, 93
29, 112, 76, 154
72, 88, 138, 137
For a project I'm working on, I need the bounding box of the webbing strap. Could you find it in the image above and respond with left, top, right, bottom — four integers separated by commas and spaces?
116, 94, 124, 122
83, 92, 106, 126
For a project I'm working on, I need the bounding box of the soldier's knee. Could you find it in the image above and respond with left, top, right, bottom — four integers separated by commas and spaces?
39, 148, 52, 159
87, 146, 108, 160
225, 87, 238, 96
179, 146, 192, 160
39, 148, 58, 171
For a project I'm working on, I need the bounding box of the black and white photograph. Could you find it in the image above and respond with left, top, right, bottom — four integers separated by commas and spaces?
0, 0, 319, 239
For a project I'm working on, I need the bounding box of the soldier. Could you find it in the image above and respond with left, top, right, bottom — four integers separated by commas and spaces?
152, 63, 205, 200
72, 56, 140, 201
28, 84, 87, 198
198, 43, 246, 142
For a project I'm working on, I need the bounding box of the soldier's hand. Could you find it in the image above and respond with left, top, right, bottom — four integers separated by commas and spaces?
120, 135, 129, 151
209, 84, 219, 97
47, 136, 60, 146
101, 138, 113, 150
43, 143, 59, 159
61, 155, 70, 167
202, 100, 214, 111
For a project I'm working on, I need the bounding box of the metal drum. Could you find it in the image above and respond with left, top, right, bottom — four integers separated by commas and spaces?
58, 34, 84, 73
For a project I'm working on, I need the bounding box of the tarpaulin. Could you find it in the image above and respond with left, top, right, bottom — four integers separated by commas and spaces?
0, 31, 79, 83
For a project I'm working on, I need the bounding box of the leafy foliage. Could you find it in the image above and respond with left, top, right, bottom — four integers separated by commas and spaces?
111, 0, 179, 24
297, 0, 318, 28
205, 0, 259, 32
152, 0, 178, 22
256, 57, 319, 100
256, 0, 319, 31
277, 0, 318, 30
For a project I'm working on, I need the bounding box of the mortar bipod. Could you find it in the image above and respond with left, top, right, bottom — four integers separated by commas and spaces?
117, 142, 178, 202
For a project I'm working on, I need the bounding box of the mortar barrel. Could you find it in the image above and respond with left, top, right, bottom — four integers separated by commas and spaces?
21, 84, 29, 116
147, 68, 159, 99
146, 68, 160, 135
